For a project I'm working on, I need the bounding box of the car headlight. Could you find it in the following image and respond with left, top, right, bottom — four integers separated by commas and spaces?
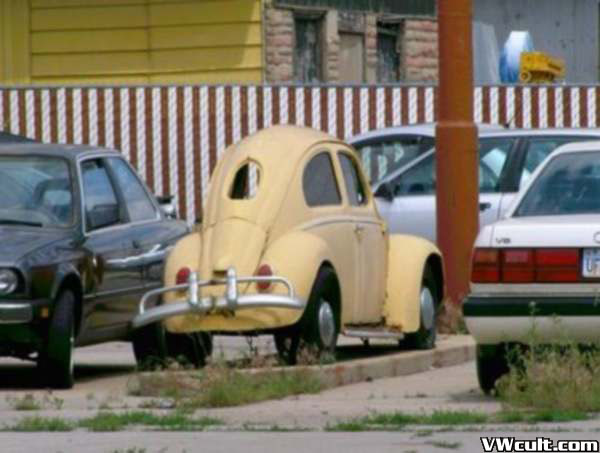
0, 269, 18, 295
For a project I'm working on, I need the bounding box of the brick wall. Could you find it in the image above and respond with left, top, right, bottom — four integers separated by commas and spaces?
264, 5, 440, 83
264, 7, 294, 83
402, 20, 439, 82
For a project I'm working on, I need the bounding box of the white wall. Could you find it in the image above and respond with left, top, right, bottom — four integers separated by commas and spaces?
474, 0, 599, 83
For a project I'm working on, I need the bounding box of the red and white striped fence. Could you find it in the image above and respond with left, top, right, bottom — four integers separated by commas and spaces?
1, 85, 598, 221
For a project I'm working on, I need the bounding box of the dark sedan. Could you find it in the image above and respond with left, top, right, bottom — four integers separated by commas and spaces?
0, 143, 201, 388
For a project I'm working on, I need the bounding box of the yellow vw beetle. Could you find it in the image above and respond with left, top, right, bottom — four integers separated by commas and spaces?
133, 126, 444, 364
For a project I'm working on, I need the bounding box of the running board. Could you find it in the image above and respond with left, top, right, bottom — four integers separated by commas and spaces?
343, 328, 404, 340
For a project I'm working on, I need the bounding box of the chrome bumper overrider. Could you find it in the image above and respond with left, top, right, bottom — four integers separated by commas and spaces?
132, 267, 304, 329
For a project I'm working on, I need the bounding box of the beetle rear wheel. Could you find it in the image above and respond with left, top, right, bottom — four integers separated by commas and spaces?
274, 267, 339, 365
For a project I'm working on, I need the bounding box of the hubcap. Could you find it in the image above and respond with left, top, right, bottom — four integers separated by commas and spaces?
318, 300, 336, 347
68, 329, 74, 376
420, 286, 435, 330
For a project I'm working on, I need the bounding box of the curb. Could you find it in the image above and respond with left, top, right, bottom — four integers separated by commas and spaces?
132, 335, 475, 397
315, 334, 475, 388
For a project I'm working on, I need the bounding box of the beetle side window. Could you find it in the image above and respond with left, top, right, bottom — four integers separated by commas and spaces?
81, 159, 121, 231
338, 153, 367, 206
303, 152, 341, 207
106, 157, 157, 222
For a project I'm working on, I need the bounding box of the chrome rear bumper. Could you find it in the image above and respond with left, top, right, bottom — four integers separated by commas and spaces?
132, 267, 304, 329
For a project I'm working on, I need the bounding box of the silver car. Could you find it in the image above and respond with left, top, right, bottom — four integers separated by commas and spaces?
350, 127, 600, 242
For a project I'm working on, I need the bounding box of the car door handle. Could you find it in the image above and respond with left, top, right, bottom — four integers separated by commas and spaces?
354, 224, 365, 235
479, 202, 492, 212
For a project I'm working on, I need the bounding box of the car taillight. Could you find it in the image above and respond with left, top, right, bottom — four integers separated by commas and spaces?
536, 248, 579, 282
471, 248, 500, 283
502, 249, 534, 283
176, 267, 191, 285
471, 248, 580, 283
256, 264, 273, 292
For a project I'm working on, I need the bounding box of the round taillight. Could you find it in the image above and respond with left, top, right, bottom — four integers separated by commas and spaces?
176, 267, 191, 285
256, 264, 273, 292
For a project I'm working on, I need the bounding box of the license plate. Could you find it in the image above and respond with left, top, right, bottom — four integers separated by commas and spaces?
582, 249, 600, 278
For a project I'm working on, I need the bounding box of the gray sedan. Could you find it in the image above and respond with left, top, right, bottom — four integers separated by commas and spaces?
350, 127, 600, 242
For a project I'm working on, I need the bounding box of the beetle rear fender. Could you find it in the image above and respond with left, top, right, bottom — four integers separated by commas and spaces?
384, 234, 444, 333
260, 230, 333, 318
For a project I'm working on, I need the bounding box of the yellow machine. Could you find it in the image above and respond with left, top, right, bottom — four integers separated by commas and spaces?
519, 52, 566, 83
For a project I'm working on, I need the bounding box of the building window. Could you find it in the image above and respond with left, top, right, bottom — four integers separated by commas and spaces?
377, 23, 400, 82
294, 16, 323, 83
339, 32, 365, 82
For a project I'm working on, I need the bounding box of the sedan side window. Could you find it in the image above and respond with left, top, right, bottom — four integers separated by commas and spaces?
81, 160, 121, 231
354, 136, 429, 184
391, 154, 435, 196
106, 157, 157, 222
303, 152, 341, 207
391, 139, 512, 197
339, 153, 367, 206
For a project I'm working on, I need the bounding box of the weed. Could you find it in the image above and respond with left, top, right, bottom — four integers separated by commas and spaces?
78, 411, 222, 432
6, 393, 64, 411
498, 339, 600, 412
136, 362, 323, 409
326, 408, 588, 431
6, 416, 74, 432
6, 394, 40, 411
426, 440, 462, 450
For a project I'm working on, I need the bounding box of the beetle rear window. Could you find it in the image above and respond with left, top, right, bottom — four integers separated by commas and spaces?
303, 152, 341, 207
230, 162, 260, 199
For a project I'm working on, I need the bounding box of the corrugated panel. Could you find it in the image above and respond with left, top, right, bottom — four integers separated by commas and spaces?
25, 0, 263, 84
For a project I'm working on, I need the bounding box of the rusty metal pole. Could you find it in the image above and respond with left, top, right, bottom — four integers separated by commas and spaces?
436, 0, 478, 305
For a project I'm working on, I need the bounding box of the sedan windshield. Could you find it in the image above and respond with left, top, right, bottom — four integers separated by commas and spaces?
515, 151, 600, 217
0, 156, 73, 227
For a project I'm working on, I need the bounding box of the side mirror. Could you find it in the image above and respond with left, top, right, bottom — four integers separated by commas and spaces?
374, 182, 394, 202
88, 204, 119, 230
157, 195, 177, 219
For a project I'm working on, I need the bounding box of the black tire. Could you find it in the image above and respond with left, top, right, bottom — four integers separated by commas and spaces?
275, 267, 340, 365
476, 344, 509, 395
403, 266, 438, 350
165, 332, 212, 368
43, 290, 76, 389
132, 322, 168, 370
274, 327, 301, 365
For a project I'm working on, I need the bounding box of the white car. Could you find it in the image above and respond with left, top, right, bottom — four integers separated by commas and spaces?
351, 127, 600, 242
463, 140, 600, 393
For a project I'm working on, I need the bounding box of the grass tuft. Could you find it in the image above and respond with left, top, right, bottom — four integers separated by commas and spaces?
6, 416, 74, 432
78, 411, 222, 432
497, 342, 600, 412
